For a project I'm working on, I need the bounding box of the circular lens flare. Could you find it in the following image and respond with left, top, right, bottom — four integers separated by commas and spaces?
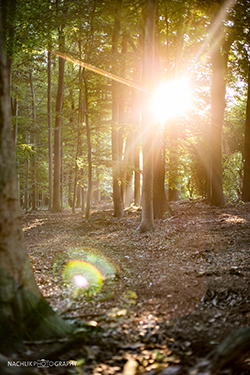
73, 275, 88, 288
62, 260, 103, 296
152, 78, 192, 123
53, 247, 120, 300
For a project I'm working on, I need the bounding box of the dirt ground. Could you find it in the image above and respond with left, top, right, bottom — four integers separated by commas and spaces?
22, 201, 250, 374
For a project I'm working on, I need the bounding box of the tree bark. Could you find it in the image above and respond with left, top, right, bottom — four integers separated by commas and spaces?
52, 28, 65, 212
29, 70, 37, 211
209, 29, 225, 206
111, 0, 124, 217
242, 69, 250, 201
48, 50, 53, 210
0, 13, 72, 355
153, 126, 172, 218
138, 0, 157, 232
84, 74, 92, 220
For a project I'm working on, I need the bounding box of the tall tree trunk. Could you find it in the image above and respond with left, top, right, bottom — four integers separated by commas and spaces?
52, 28, 65, 212
111, 0, 124, 217
131, 91, 141, 206
24, 134, 30, 210
0, 13, 72, 354
119, 35, 128, 206
209, 38, 225, 206
29, 70, 37, 211
134, 140, 140, 206
138, 0, 157, 232
242, 69, 250, 201
48, 49, 53, 210
96, 124, 101, 203
84, 74, 92, 220
72, 52, 84, 213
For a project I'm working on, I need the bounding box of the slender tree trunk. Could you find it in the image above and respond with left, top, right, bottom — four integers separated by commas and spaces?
24, 134, 30, 210
29, 70, 37, 211
134, 140, 140, 206
242, 69, 250, 201
0, 13, 72, 354
96, 124, 101, 203
119, 35, 128, 206
111, 0, 124, 217
138, 0, 157, 232
60, 131, 63, 209
52, 29, 65, 212
72, 61, 84, 213
84, 75, 92, 220
209, 29, 225, 206
48, 50, 53, 210
131, 91, 141, 206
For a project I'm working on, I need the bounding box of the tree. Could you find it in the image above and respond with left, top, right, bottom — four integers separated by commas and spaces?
242, 69, 250, 201
209, 21, 225, 206
111, 0, 124, 217
52, 27, 65, 212
0, 10, 72, 354
137, 0, 157, 232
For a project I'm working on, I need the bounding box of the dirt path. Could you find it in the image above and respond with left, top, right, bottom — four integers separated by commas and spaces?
22, 201, 250, 374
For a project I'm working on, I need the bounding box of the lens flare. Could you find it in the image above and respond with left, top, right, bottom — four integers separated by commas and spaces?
53, 247, 119, 300
62, 260, 102, 296
73, 275, 88, 288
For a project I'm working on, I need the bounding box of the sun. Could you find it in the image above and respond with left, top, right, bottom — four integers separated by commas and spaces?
152, 78, 192, 123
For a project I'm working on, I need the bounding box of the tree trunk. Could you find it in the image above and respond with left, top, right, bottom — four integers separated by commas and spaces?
52, 29, 65, 212
72, 57, 83, 213
153, 126, 172, 218
192, 327, 250, 374
111, 0, 124, 217
84, 74, 92, 220
0, 14, 72, 355
48, 49, 53, 210
132, 91, 141, 206
138, 0, 157, 232
242, 69, 250, 201
24, 134, 30, 210
209, 30, 225, 206
29, 70, 37, 211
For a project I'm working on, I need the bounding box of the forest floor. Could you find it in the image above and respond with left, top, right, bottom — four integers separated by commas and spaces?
22, 200, 250, 375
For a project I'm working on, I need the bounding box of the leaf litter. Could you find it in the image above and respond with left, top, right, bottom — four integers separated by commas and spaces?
22, 201, 250, 374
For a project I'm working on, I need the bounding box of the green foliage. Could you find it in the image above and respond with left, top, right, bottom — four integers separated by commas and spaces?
223, 151, 243, 201
7, 0, 250, 208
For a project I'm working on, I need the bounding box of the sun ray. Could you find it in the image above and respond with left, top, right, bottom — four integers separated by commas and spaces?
51, 50, 148, 92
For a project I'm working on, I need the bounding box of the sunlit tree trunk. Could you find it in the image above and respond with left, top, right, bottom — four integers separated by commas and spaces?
84, 74, 92, 220
72, 63, 83, 213
209, 32, 225, 206
138, 0, 157, 232
242, 69, 250, 201
132, 91, 141, 206
52, 28, 65, 212
111, 0, 124, 217
0, 14, 72, 354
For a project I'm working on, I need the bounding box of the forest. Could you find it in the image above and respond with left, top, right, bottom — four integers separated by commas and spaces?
0, 0, 250, 374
